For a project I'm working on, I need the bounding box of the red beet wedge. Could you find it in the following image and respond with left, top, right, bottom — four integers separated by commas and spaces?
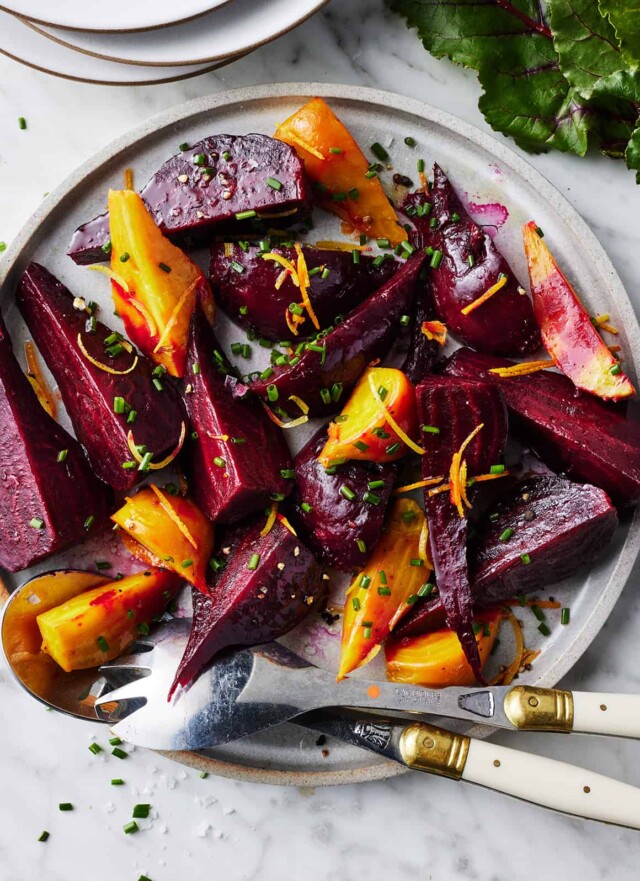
443, 347, 640, 507
416, 376, 508, 681
184, 302, 293, 523
170, 517, 324, 696
0, 314, 110, 572
396, 475, 618, 638
67, 134, 313, 265
291, 426, 397, 572
16, 263, 186, 492
210, 242, 397, 341
248, 251, 425, 417
422, 166, 541, 356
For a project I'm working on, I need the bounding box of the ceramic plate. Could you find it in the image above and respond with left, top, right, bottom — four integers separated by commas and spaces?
0, 0, 231, 33
0, 12, 235, 85
28, 0, 330, 67
1, 84, 639, 786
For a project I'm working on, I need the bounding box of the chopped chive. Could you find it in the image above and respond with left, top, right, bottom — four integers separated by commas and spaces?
138, 451, 153, 471
158, 262, 171, 273
152, 378, 164, 392
179, 142, 190, 151
610, 363, 622, 375
372, 427, 390, 439
235, 210, 257, 221
399, 314, 411, 327
137, 621, 150, 637
260, 367, 274, 380
490, 464, 506, 474
330, 382, 343, 402
267, 384, 279, 402
230, 260, 245, 274
430, 249, 443, 269
248, 553, 260, 571
520, 553, 531, 565
561, 607, 570, 625
418, 583, 434, 597
499, 527, 515, 542
88, 742, 102, 755
421, 425, 440, 435
538, 622, 551, 637
404, 136, 416, 147
301, 502, 313, 514
451, 212, 460, 222
360, 574, 371, 589
59, 803, 73, 812
289, 302, 304, 315
352, 597, 361, 612
467, 254, 476, 267
535, 226, 544, 238
241, 343, 251, 358
329, 146, 343, 154
193, 153, 206, 166
181, 559, 193, 569
348, 188, 359, 201
356, 538, 367, 553
417, 158, 425, 173
340, 485, 356, 501
113, 396, 126, 414
97, 635, 109, 652
213, 456, 226, 468
365, 170, 378, 179
112, 747, 128, 759
29, 517, 44, 529
200, 771, 209, 779
222, 150, 231, 160
0, 242, 6, 252
531, 604, 546, 622
266, 177, 283, 191
363, 492, 381, 505
386, 442, 401, 455
119, 251, 130, 263
377, 385, 388, 401
101, 239, 112, 255
280, 468, 295, 479
409, 558, 424, 567
122, 461, 137, 470
109, 736, 122, 746
84, 514, 96, 530
378, 570, 388, 585
352, 248, 360, 264
18, 116, 27, 129
123, 821, 139, 835
363, 626, 373, 639
378, 586, 391, 596
111, 778, 125, 785
332, 191, 347, 202
320, 388, 332, 405
353, 440, 369, 452
38, 831, 49, 842
402, 510, 416, 522
371, 142, 389, 161
321, 267, 331, 280
132, 804, 151, 819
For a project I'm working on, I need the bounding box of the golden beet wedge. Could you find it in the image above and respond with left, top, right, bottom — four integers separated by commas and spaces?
338, 498, 430, 680
275, 97, 406, 245
112, 486, 215, 594
319, 367, 419, 467
523, 220, 634, 400
108, 189, 215, 377
385, 609, 501, 688
37, 569, 182, 672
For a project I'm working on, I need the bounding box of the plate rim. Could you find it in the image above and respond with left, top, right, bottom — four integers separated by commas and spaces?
24, 0, 332, 68
0, 0, 234, 35
1, 82, 639, 786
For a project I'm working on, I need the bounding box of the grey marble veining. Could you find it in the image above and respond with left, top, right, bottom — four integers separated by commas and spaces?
1, 1, 640, 878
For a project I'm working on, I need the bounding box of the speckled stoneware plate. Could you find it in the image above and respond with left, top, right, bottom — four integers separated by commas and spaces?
1, 84, 639, 787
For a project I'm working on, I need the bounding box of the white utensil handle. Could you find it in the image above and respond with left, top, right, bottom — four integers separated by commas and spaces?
571, 692, 640, 738
463, 739, 640, 829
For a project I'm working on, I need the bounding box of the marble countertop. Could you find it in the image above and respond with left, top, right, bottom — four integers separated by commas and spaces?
1, 1, 640, 878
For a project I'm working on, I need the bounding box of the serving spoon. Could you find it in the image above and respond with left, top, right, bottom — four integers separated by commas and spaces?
4, 573, 640, 830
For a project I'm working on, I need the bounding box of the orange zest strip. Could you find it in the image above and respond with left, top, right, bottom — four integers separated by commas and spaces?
153, 276, 199, 354
223, 242, 234, 258
77, 333, 138, 376
489, 359, 555, 378
392, 476, 445, 495
260, 502, 279, 538
421, 320, 447, 346
262, 402, 309, 429
285, 308, 303, 336
282, 132, 325, 161
124, 167, 134, 191
593, 314, 619, 335
419, 171, 430, 195
24, 340, 57, 418
461, 273, 508, 316
88, 263, 130, 293
294, 243, 320, 330
210, 433, 230, 442
367, 372, 425, 455
288, 395, 310, 416
315, 241, 370, 251
148, 484, 198, 549
277, 513, 298, 536
459, 459, 471, 509
426, 470, 510, 497
275, 268, 291, 290
418, 518, 433, 569
490, 607, 525, 686
126, 422, 187, 472
449, 423, 484, 518
125, 297, 158, 338
261, 252, 299, 283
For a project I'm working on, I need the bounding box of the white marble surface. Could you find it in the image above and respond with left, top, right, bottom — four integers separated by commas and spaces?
1, 1, 640, 879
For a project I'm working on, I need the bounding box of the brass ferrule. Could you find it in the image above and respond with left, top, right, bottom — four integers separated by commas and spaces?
399, 722, 470, 779
503, 685, 574, 732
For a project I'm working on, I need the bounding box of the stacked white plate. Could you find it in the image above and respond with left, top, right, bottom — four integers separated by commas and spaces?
0, 0, 329, 85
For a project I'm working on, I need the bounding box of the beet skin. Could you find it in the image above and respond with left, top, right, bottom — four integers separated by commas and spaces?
184, 303, 293, 524
0, 314, 110, 572
17, 263, 186, 491
291, 426, 397, 572
67, 134, 313, 264
443, 347, 640, 507
170, 517, 324, 696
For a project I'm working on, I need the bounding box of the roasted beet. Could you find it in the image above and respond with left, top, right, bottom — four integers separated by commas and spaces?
394, 475, 618, 638
248, 252, 425, 417
416, 376, 508, 682
0, 314, 110, 572
170, 517, 324, 695
210, 242, 397, 340
67, 134, 313, 264
291, 426, 396, 571
443, 347, 640, 507
417, 166, 541, 356
16, 263, 186, 491
184, 303, 292, 523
